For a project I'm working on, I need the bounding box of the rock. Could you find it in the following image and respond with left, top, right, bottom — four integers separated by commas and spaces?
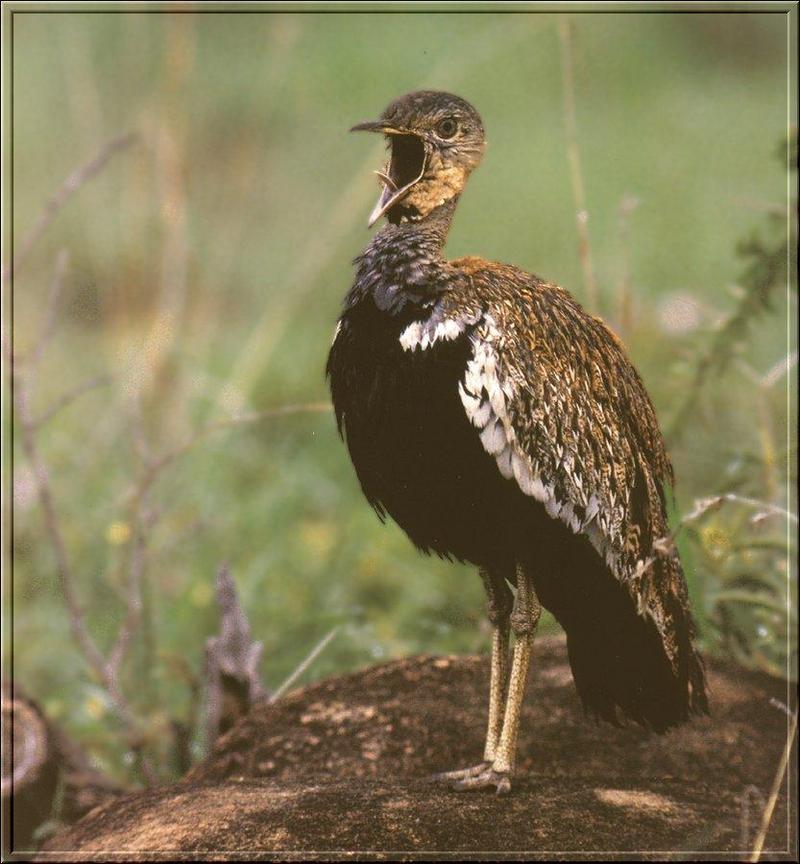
42, 637, 796, 858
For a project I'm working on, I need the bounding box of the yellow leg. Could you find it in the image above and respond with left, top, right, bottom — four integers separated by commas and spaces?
452, 564, 540, 794
483, 584, 511, 762
431, 567, 512, 783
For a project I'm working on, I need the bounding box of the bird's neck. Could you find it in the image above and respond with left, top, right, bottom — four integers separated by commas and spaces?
376, 196, 458, 253
353, 198, 459, 315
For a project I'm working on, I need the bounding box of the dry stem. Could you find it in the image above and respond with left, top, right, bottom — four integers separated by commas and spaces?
24, 249, 70, 370
13, 372, 107, 680
642, 492, 797, 579
8, 132, 158, 781
616, 195, 639, 339
748, 709, 797, 861
4, 132, 137, 282
124, 401, 332, 510
32, 373, 112, 429
558, 16, 598, 310
269, 627, 339, 704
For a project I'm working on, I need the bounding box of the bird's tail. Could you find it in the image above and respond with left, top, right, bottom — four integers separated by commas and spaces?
553, 551, 708, 733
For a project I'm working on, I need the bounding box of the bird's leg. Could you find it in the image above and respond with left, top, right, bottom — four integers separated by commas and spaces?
481, 568, 513, 763
431, 568, 512, 783
492, 564, 540, 775
432, 568, 515, 783
451, 564, 540, 794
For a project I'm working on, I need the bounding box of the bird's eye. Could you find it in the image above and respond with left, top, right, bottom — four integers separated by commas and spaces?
437, 117, 458, 139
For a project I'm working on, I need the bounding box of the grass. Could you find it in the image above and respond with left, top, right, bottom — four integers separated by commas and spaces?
6, 9, 796, 786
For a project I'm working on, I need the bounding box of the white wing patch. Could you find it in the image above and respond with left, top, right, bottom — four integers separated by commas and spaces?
399, 316, 468, 352
458, 314, 620, 573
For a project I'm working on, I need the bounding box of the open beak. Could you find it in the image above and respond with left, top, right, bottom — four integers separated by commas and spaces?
351, 121, 429, 227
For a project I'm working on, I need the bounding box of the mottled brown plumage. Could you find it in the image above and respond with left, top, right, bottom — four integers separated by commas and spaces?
427, 260, 686, 661
327, 90, 707, 794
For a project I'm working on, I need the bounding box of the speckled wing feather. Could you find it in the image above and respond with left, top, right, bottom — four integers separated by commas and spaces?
400, 257, 696, 677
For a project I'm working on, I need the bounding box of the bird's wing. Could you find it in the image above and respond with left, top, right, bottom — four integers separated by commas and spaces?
415, 261, 689, 643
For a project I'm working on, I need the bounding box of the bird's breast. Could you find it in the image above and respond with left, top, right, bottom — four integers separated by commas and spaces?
327, 298, 531, 566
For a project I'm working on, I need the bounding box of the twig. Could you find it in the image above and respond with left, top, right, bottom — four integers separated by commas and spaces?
642, 492, 797, 579
769, 698, 793, 718
269, 627, 339, 704
124, 401, 332, 509
4, 132, 137, 282
8, 127, 153, 781
15, 368, 152, 769
760, 351, 798, 389
95, 397, 160, 733
13, 374, 107, 679
24, 249, 70, 369
681, 493, 797, 527
32, 373, 112, 429
748, 709, 797, 861
130, 386, 154, 468
106, 518, 146, 679
558, 16, 597, 310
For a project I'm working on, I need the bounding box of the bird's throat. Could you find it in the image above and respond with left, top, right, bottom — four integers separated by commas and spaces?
388, 194, 459, 239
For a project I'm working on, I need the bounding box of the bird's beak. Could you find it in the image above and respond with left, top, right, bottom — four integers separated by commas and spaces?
351, 121, 429, 228
349, 120, 395, 134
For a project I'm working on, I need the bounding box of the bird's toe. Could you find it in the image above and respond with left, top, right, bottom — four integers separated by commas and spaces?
448, 766, 512, 794
429, 761, 491, 783
453, 768, 511, 795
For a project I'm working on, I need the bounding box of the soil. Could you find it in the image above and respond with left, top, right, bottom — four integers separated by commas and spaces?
41, 636, 797, 860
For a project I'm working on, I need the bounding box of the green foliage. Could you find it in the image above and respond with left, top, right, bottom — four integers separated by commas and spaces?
7, 12, 794, 791
673, 130, 797, 680
667, 132, 796, 440
702, 507, 795, 680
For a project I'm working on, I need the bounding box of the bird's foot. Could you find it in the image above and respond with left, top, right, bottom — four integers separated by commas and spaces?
430, 762, 512, 795
430, 761, 491, 783
451, 766, 512, 795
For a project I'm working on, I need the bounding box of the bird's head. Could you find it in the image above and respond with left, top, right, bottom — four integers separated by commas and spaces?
351, 90, 486, 228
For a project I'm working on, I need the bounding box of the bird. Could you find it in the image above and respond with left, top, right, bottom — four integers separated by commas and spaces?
326, 90, 708, 794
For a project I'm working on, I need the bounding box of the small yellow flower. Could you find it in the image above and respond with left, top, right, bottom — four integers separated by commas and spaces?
701, 524, 731, 560
85, 694, 107, 721
106, 521, 131, 545
297, 520, 336, 560
357, 555, 380, 580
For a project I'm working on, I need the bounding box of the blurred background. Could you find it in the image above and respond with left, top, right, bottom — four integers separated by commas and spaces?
6, 9, 796, 795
